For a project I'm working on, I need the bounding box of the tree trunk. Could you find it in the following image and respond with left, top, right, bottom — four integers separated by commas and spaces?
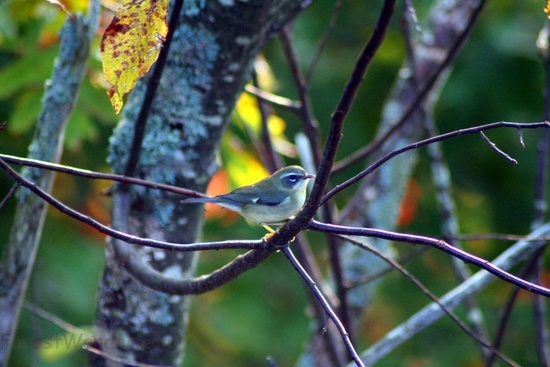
0, 4, 99, 365
93, 2, 307, 366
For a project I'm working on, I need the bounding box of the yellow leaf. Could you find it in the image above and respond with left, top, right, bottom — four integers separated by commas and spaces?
235, 93, 286, 137
236, 93, 261, 131
100, 0, 168, 114
546, 1, 550, 18
222, 136, 269, 188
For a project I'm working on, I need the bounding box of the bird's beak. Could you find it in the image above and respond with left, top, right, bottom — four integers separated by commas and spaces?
305, 174, 316, 179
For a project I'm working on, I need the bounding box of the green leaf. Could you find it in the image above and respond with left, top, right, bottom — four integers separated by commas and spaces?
8, 89, 42, 134
0, 47, 56, 99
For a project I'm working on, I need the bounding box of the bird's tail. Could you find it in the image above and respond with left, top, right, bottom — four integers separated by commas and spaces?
181, 197, 212, 204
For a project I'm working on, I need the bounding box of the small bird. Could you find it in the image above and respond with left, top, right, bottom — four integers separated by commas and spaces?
182, 165, 315, 231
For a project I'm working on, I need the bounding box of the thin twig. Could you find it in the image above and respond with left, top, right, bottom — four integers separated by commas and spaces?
0, 157, 261, 252
84, 344, 170, 367
487, 249, 545, 367
251, 71, 281, 173
0, 153, 205, 198
356, 223, 550, 366
423, 113, 491, 360
323, 121, 550, 205
291, 234, 345, 365
453, 233, 550, 241
288, 0, 395, 231
24, 302, 90, 336
24, 303, 166, 367
284, 32, 355, 356
479, 131, 518, 164
279, 28, 322, 166
305, 0, 344, 84
335, 235, 518, 367
308, 220, 550, 298
0, 183, 20, 211
282, 247, 364, 367
332, 0, 487, 173
279, 26, 352, 336
346, 247, 430, 289
121, 0, 186, 180
244, 85, 302, 111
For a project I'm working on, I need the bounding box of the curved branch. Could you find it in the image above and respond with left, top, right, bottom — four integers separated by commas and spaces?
0, 153, 205, 198
283, 0, 395, 233
323, 121, 550, 205
121, 0, 186, 180
332, 0, 487, 173
348, 222, 550, 366
309, 220, 550, 298
282, 247, 364, 367
0, 158, 262, 252
0, 156, 282, 295
335, 234, 518, 367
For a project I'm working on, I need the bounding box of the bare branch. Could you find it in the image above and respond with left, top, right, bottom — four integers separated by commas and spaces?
0, 183, 19, 211
279, 27, 322, 166
0, 157, 262, 252
244, 85, 302, 111
251, 71, 282, 173
479, 131, 518, 164
487, 250, 545, 367
309, 220, 550, 298
279, 25, 353, 337
0, 153, 205, 198
348, 223, 550, 366
282, 247, 364, 367
333, 0, 487, 173
24, 302, 90, 336
120, 0, 186, 180
324, 121, 550, 205
305, 0, 344, 84
334, 235, 518, 367
288, 0, 396, 231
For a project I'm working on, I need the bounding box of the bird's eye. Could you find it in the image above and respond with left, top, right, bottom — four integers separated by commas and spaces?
288, 174, 298, 182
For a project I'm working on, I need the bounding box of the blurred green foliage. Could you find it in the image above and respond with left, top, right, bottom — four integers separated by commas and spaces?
0, 0, 549, 366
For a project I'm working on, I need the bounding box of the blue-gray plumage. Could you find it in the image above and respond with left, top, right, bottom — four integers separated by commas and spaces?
182, 166, 315, 225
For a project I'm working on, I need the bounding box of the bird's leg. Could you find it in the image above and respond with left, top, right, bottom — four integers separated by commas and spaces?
260, 222, 298, 243
262, 224, 275, 241
263, 224, 275, 233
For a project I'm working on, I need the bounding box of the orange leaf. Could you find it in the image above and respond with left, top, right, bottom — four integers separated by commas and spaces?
397, 179, 421, 227
203, 170, 239, 224
100, 0, 168, 113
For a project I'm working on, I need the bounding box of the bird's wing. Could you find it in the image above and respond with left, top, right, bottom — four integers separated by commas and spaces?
227, 186, 285, 206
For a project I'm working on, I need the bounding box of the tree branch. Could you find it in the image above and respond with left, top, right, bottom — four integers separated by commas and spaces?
349, 222, 550, 366
309, 220, 550, 298
280, 0, 395, 236
121, 0, 186, 180
324, 121, 550, 205
332, 0, 487, 173
334, 234, 518, 367
0, 153, 205, 198
0, 157, 261, 252
282, 247, 364, 367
